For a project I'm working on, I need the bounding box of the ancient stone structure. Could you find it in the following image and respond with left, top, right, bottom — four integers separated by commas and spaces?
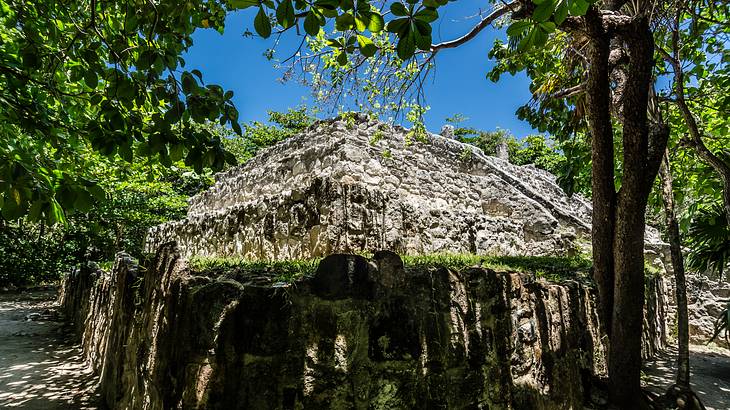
59, 245, 668, 410
145, 114, 668, 269
58, 114, 677, 409
687, 275, 730, 348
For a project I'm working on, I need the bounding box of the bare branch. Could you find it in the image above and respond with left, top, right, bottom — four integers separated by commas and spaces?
430, 1, 518, 53
551, 84, 584, 99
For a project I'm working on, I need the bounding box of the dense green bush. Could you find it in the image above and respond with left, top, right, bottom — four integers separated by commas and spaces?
0, 109, 314, 287
0, 167, 205, 287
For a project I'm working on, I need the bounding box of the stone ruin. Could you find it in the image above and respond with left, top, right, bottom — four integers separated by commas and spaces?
60, 114, 676, 409
146, 113, 667, 265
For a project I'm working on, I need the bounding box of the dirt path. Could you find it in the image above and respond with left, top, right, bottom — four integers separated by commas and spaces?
643, 344, 730, 409
0, 291, 98, 409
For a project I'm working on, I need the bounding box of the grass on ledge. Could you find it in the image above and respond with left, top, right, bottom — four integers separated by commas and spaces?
189, 253, 594, 284
189, 256, 321, 284
402, 254, 593, 283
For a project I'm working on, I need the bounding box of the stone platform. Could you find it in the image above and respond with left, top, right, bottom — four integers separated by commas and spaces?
147, 114, 666, 261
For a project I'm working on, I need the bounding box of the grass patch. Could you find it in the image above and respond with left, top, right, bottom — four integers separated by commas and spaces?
98, 260, 115, 271
188, 253, 593, 286
403, 253, 592, 283
189, 256, 320, 284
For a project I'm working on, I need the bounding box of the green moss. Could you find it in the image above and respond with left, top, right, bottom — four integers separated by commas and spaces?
98, 260, 115, 271
644, 263, 662, 279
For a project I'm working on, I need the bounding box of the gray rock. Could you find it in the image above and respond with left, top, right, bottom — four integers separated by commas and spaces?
144, 115, 669, 271
440, 124, 455, 139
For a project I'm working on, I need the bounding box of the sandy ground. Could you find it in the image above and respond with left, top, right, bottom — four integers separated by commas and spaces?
0, 291, 99, 409
643, 344, 730, 409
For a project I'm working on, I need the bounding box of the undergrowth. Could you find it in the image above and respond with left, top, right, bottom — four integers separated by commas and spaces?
189, 253, 593, 285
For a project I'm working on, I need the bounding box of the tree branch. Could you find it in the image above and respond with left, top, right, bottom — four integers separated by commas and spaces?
430, 1, 519, 53
551, 84, 584, 99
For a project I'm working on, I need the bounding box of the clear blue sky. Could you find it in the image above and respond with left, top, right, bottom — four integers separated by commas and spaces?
183, 1, 538, 137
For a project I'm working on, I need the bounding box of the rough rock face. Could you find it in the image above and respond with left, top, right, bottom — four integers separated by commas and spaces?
146, 114, 667, 262
60, 246, 671, 410
686, 275, 730, 348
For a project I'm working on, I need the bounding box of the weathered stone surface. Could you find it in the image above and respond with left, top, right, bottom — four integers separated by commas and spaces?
144, 114, 669, 264
60, 246, 670, 409
686, 275, 730, 348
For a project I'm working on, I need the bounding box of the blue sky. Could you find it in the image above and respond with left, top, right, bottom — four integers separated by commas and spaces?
183, 1, 538, 137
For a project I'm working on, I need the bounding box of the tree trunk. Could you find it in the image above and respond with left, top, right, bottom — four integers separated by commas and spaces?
585, 7, 616, 337
660, 150, 691, 388
608, 17, 658, 406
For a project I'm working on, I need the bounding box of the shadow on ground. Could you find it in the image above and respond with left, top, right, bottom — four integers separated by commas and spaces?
643, 344, 730, 410
0, 291, 99, 409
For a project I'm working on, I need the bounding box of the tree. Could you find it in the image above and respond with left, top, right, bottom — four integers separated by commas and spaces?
659, 151, 693, 397
0, 0, 241, 223
0, 107, 314, 287
655, 0, 730, 223
446, 116, 591, 194
221, 107, 315, 162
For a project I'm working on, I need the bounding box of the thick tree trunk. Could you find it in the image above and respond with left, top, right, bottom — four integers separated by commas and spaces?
660, 151, 691, 388
585, 7, 616, 337
608, 18, 657, 406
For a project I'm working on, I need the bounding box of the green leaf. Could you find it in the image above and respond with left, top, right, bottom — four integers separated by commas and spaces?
386, 18, 409, 35
422, 0, 445, 7
554, 2, 569, 25
357, 35, 377, 57
532, 0, 555, 22
335, 12, 354, 31
413, 20, 432, 51
390, 2, 409, 17
169, 144, 185, 162
230, 0, 260, 8
254, 7, 272, 38
396, 31, 416, 60
414, 8, 438, 23
181, 72, 196, 94
568, 0, 589, 16
276, 0, 295, 28
532, 25, 548, 46
48, 199, 66, 225
539, 21, 556, 33
354, 15, 368, 32
84, 70, 98, 89
368, 13, 384, 32
303, 11, 321, 35
73, 190, 93, 213
506, 21, 531, 37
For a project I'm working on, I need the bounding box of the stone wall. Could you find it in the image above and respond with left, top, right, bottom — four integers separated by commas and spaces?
60, 245, 669, 409
686, 275, 730, 348
145, 115, 668, 263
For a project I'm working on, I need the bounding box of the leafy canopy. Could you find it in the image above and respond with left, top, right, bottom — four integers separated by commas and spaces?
0, 0, 242, 223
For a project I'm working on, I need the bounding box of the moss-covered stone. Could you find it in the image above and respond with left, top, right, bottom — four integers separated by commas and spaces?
59, 245, 668, 409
